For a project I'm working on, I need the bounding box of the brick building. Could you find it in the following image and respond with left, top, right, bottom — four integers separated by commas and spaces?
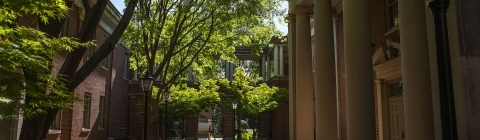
46, 1, 131, 140
287, 0, 480, 139
1, 1, 131, 140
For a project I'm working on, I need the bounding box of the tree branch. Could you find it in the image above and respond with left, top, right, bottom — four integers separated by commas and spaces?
69, 0, 139, 88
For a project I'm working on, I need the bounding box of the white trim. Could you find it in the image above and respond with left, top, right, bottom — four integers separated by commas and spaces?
99, 20, 114, 34
48, 129, 61, 134
81, 128, 91, 132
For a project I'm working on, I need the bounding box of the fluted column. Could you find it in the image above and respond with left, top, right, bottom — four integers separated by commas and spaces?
375, 79, 386, 139
295, 8, 315, 140
314, 0, 337, 139
262, 55, 266, 82
343, 0, 375, 139
287, 14, 297, 140
399, 0, 435, 139
274, 46, 279, 75
279, 45, 284, 76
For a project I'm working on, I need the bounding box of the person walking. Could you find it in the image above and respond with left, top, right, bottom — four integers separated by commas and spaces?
208, 124, 215, 140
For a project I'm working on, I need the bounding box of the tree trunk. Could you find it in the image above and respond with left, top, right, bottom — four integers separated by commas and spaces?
19, 71, 49, 140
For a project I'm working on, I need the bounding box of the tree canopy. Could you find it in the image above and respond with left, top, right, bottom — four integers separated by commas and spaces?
0, 0, 92, 120
1, 0, 139, 139
123, 0, 285, 138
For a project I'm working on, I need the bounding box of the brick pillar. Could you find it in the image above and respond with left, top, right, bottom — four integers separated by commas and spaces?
223, 108, 234, 140
272, 103, 289, 140
128, 95, 144, 139
183, 115, 198, 140
258, 112, 269, 139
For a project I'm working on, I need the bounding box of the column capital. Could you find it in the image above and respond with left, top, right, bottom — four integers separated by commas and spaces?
292, 5, 313, 15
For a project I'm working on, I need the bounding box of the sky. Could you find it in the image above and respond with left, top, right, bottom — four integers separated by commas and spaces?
110, 0, 289, 35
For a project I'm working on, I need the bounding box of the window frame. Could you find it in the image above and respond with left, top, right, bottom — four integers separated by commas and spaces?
97, 96, 105, 130
123, 52, 129, 79
101, 35, 109, 70
83, 93, 91, 129
385, 0, 399, 30
48, 111, 62, 134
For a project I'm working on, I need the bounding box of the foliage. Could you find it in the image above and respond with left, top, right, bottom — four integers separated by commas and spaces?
241, 131, 254, 139
0, 0, 69, 24
0, 0, 93, 119
124, 0, 284, 138
166, 79, 221, 120
221, 67, 283, 117
240, 119, 249, 132
213, 105, 223, 133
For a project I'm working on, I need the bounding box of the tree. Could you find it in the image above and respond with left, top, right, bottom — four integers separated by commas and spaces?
0, 0, 94, 138
0, 0, 140, 139
123, 0, 283, 138
0, 2, 90, 119
219, 67, 288, 139
161, 79, 220, 139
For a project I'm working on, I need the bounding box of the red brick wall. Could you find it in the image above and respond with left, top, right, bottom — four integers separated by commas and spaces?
107, 43, 130, 138
272, 103, 289, 140
184, 116, 199, 140
45, 2, 130, 140
367, 0, 400, 139
258, 112, 269, 138
258, 78, 288, 139
128, 95, 144, 139
222, 107, 235, 139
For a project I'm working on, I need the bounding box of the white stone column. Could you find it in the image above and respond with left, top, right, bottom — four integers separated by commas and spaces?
262, 55, 266, 82
399, 0, 435, 139
133, 69, 138, 80
225, 61, 229, 80
343, 0, 376, 139
314, 0, 337, 139
287, 14, 297, 140
274, 46, 279, 76
295, 9, 315, 140
375, 79, 385, 139
267, 53, 270, 79
280, 45, 284, 76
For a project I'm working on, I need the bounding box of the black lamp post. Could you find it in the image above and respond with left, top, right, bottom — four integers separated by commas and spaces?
164, 87, 170, 140
232, 100, 237, 140
140, 72, 154, 140
426, 0, 457, 139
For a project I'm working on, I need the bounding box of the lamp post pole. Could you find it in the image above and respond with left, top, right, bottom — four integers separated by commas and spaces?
426, 0, 457, 139
164, 87, 170, 140
144, 91, 148, 140
232, 100, 237, 140
140, 72, 154, 140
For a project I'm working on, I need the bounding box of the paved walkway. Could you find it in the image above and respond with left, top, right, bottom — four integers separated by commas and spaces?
197, 138, 223, 140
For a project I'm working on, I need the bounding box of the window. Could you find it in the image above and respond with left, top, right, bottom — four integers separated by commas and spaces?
386, 0, 399, 29
83, 93, 91, 128
101, 56, 108, 69
123, 53, 128, 78
389, 81, 403, 97
101, 36, 108, 70
59, 19, 68, 37
97, 96, 105, 129
86, 46, 95, 60
50, 111, 61, 130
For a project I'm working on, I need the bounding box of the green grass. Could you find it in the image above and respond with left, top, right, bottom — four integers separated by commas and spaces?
198, 133, 223, 138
